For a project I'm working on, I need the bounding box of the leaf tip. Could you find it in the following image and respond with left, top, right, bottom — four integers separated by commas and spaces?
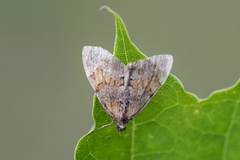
99, 6, 114, 13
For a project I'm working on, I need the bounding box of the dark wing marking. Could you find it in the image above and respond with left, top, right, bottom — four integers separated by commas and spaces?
126, 55, 173, 119
82, 46, 125, 119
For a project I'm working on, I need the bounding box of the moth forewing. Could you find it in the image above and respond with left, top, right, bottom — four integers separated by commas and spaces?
126, 55, 173, 119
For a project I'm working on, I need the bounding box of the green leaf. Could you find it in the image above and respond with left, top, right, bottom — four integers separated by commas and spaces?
102, 6, 147, 65
75, 7, 240, 160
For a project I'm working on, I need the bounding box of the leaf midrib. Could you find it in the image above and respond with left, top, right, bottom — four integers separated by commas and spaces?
131, 118, 136, 160
120, 27, 129, 64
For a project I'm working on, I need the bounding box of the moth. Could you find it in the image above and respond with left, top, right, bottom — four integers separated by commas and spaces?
82, 46, 173, 131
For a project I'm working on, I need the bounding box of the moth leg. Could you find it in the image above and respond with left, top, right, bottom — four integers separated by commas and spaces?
92, 119, 114, 132
112, 120, 117, 126
106, 113, 117, 126
106, 113, 113, 121
125, 120, 130, 127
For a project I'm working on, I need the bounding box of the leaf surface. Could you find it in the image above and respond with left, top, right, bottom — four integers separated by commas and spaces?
75, 7, 240, 160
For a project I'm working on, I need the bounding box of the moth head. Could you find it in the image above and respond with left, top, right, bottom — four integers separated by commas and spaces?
127, 62, 134, 70
116, 123, 126, 131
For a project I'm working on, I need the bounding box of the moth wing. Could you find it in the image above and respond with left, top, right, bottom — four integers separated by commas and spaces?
126, 55, 173, 119
82, 46, 125, 119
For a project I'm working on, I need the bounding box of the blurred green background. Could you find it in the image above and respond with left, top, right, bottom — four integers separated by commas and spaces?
1, 1, 239, 160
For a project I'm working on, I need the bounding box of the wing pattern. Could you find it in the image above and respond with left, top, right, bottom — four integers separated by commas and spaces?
82, 46, 173, 127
